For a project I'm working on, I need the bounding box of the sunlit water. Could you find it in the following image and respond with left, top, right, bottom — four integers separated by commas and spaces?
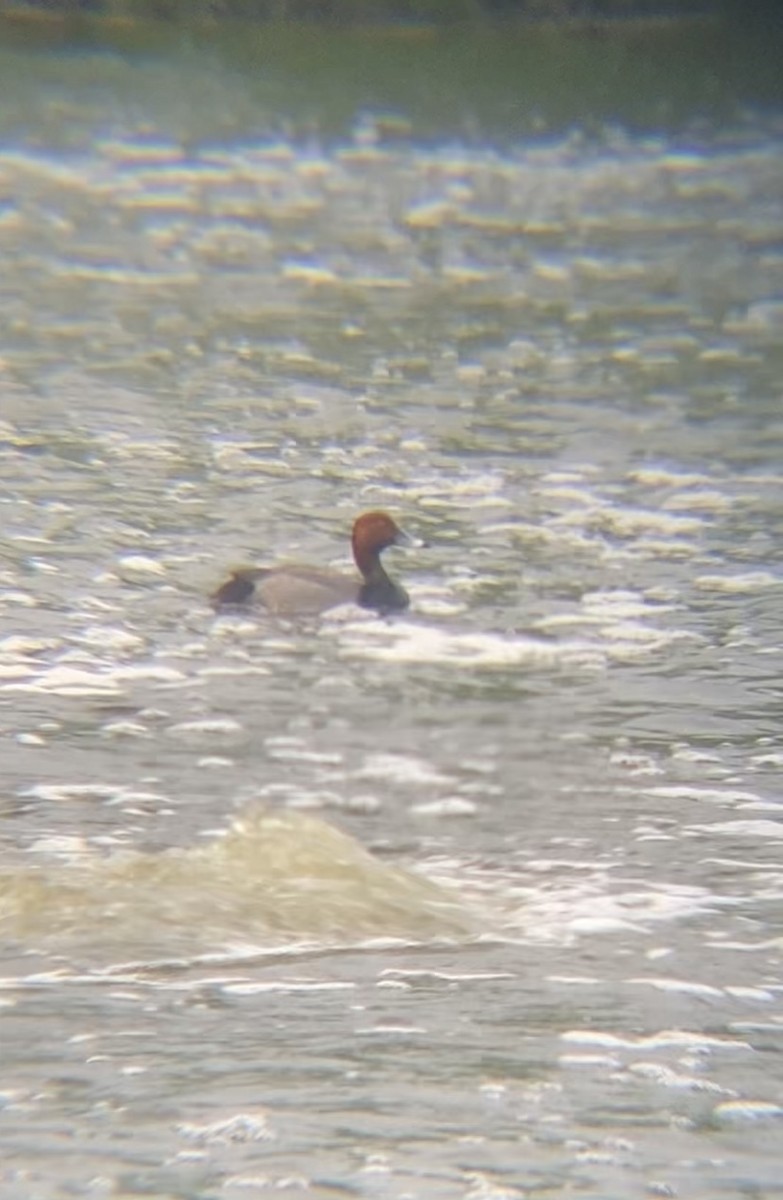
0, 20, 782, 1200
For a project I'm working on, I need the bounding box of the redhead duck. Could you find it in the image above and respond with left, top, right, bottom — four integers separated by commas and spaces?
212, 511, 423, 616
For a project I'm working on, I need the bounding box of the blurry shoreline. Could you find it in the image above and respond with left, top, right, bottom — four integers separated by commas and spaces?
1, 0, 780, 140
0, 0, 775, 27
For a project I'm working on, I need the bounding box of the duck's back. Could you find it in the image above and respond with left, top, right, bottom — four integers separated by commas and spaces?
253, 565, 359, 614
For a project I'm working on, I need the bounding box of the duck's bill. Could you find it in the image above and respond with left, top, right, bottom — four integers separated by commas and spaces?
393, 527, 427, 550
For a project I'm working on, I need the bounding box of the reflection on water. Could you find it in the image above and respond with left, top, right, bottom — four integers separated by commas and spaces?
1, 20, 783, 1200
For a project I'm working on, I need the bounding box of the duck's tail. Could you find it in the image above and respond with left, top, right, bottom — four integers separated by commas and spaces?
211, 567, 269, 610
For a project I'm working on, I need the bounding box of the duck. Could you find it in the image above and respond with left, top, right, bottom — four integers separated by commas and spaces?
211, 511, 423, 616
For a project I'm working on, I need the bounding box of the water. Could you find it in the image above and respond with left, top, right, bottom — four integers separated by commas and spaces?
1, 15, 783, 1198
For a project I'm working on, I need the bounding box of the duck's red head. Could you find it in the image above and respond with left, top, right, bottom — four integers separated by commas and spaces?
351, 511, 419, 576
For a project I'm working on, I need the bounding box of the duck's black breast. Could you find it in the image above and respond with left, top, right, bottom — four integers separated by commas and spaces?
358, 577, 410, 614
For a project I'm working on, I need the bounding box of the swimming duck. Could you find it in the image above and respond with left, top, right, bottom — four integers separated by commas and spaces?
212, 511, 423, 616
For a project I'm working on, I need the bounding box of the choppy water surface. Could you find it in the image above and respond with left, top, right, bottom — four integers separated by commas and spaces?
1, 22, 783, 1199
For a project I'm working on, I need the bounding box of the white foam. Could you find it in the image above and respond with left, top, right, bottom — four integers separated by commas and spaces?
494, 878, 735, 943
642, 786, 761, 805
416, 595, 470, 618
0, 590, 38, 607
265, 743, 343, 765
627, 977, 724, 998
581, 589, 678, 619
724, 986, 775, 1002
357, 753, 454, 787
167, 718, 244, 737
713, 1100, 783, 1123
0, 635, 59, 655
661, 490, 731, 513
0, 664, 38, 681
177, 1112, 275, 1144
588, 506, 705, 538
71, 625, 146, 653
751, 752, 783, 768
340, 621, 605, 671
117, 554, 166, 578
1, 665, 121, 695
21, 783, 169, 811
694, 572, 780, 593
399, 471, 509, 507
410, 798, 479, 817
626, 1062, 734, 1094
26, 835, 93, 858
221, 980, 354, 995
687, 820, 783, 839
16, 732, 47, 746
560, 1053, 622, 1069
101, 720, 152, 738
561, 1029, 751, 1052
111, 664, 189, 685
